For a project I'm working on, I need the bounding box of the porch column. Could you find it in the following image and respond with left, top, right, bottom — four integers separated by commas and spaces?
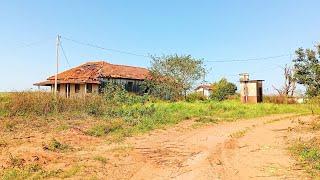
66, 84, 69, 98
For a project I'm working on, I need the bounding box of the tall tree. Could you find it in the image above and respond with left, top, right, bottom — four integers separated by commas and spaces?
293, 44, 320, 97
147, 54, 206, 99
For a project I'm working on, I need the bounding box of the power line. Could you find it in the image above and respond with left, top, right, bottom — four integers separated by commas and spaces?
204, 54, 292, 63
59, 35, 294, 64
10, 37, 54, 50
59, 41, 71, 68
61, 36, 150, 58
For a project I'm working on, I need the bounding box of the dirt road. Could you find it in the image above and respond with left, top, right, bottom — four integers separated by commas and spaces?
108, 114, 314, 179
1, 114, 314, 179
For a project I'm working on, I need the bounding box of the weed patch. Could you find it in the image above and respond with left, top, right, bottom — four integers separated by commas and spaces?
86, 119, 125, 137
59, 165, 81, 178
8, 154, 25, 168
290, 138, 320, 177
93, 156, 108, 164
230, 128, 250, 138
42, 138, 70, 152
1, 164, 62, 180
195, 116, 219, 124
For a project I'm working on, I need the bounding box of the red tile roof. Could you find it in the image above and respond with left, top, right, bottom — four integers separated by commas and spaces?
34, 61, 150, 86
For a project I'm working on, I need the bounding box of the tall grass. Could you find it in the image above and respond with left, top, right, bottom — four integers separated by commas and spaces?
1, 92, 107, 116
0, 91, 314, 137
111, 100, 310, 133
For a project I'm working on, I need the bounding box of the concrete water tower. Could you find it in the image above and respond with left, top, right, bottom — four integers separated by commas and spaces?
239, 73, 264, 103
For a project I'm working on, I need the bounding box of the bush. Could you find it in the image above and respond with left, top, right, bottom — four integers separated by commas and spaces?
264, 95, 296, 104
102, 82, 149, 105
210, 78, 237, 101
186, 92, 207, 102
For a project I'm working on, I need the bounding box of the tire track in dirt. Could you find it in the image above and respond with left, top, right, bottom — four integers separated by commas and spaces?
123, 114, 309, 180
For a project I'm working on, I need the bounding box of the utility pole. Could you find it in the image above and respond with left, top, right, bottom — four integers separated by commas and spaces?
54, 35, 60, 96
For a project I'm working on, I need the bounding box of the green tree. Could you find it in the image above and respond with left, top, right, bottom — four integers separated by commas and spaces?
293, 44, 320, 97
146, 54, 206, 100
210, 78, 237, 101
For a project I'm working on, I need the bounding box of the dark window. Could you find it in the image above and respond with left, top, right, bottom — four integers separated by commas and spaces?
125, 82, 133, 92
57, 84, 60, 92
75, 84, 80, 93
87, 84, 92, 93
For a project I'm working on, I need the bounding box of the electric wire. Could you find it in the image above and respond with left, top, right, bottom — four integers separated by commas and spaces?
59, 42, 71, 68
204, 54, 292, 63
61, 36, 150, 58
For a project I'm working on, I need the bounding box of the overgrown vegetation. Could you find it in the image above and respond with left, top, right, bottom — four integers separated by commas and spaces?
42, 138, 70, 152
290, 138, 320, 177
0, 89, 319, 179
289, 116, 320, 177
0, 91, 314, 135
145, 54, 206, 100
186, 92, 207, 102
293, 44, 320, 97
263, 95, 297, 104
2, 92, 107, 116
210, 78, 237, 101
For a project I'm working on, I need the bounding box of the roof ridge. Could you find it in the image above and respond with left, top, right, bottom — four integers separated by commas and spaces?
109, 63, 148, 70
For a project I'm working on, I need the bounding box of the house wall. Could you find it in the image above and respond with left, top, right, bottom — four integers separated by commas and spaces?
240, 82, 257, 97
195, 88, 211, 97
240, 81, 263, 103
51, 83, 100, 97
50, 78, 144, 97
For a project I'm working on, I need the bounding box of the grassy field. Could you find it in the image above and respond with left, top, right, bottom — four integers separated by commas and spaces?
0, 92, 317, 179
0, 92, 314, 138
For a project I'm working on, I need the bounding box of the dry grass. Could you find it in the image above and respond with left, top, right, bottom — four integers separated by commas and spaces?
264, 95, 297, 104
230, 127, 251, 138
289, 116, 320, 177
3, 91, 107, 116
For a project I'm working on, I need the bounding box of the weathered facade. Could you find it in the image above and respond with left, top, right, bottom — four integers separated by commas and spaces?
195, 84, 212, 98
239, 73, 264, 103
34, 61, 149, 97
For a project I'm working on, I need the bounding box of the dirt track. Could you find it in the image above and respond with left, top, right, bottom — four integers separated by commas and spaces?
1, 114, 315, 179
111, 114, 314, 179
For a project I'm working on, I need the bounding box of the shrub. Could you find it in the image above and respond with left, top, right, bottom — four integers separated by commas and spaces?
210, 78, 237, 101
186, 92, 207, 102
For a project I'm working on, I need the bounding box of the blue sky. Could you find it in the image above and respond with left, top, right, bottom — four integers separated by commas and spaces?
0, 1, 319, 93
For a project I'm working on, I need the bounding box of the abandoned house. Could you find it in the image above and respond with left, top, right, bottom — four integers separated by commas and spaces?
239, 73, 264, 103
34, 61, 150, 97
195, 84, 212, 97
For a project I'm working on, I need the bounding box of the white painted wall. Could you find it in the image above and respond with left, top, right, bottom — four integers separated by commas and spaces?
196, 88, 211, 97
